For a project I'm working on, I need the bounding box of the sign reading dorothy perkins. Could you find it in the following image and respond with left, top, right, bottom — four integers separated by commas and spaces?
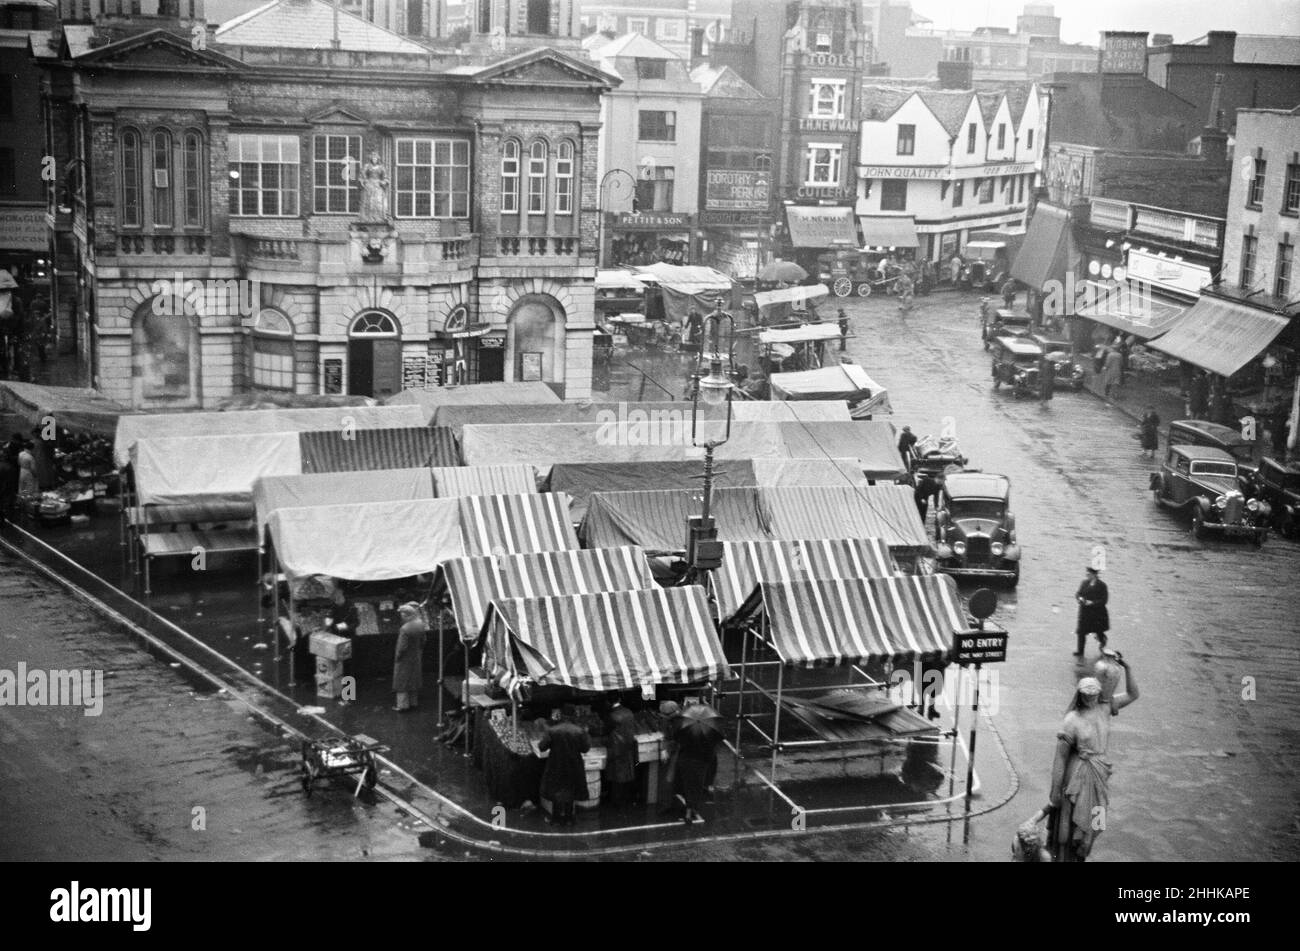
705, 170, 770, 211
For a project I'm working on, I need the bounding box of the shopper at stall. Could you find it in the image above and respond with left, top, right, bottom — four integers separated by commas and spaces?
16, 438, 38, 504
603, 702, 638, 807
538, 715, 590, 826
675, 715, 721, 825
392, 602, 427, 712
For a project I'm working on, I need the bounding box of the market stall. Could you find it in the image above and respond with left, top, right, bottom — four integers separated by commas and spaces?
432, 401, 726, 437
297, 425, 460, 472
547, 459, 760, 523
384, 382, 562, 425
724, 573, 968, 812
769, 363, 893, 419
730, 400, 851, 423
631, 263, 736, 342
0, 381, 133, 439
129, 431, 302, 594
253, 467, 437, 539
113, 404, 423, 468
432, 464, 538, 498
755, 321, 843, 374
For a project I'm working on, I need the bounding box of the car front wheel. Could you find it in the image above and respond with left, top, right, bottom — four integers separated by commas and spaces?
1192, 508, 1208, 539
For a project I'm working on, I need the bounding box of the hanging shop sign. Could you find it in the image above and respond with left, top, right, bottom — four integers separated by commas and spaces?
1124, 249, 1212, 298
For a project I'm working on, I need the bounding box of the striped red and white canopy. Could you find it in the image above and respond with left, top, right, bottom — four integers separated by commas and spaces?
457, 492, 578, 556
714, 537, 898, 622
746, 575, 968, 667
483, 586, 731, 691
438, 546, 658, 642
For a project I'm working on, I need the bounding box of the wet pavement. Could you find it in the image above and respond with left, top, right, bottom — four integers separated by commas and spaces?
3, 286, 1298, 861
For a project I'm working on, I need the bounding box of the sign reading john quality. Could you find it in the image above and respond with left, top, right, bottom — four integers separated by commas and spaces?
861, 163, 1036, 180
705, 170, 770, 212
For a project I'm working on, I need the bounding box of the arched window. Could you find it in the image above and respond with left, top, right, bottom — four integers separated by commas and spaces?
152, 129, 173, 227
182, 131, 204, 227
251, 308, 294, 391
121, 128, 142, 228
350, 311, 399, 336
527, 140, 547, 215
754, 153, 772, 173
501, 139, 520, 214
554, 140, 574, 215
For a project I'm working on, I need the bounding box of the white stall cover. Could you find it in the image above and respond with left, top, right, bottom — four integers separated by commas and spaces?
115, 404, 423, 467
732, 400, 851, 423
253, 467, 435, 534
132, 432, 302, 507
267, 498, 464, 582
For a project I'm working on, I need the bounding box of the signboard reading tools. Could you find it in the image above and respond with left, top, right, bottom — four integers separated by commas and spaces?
953, 627, 1009, 665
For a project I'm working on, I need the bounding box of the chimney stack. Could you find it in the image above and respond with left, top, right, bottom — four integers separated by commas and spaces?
1199, 72, 1228, 163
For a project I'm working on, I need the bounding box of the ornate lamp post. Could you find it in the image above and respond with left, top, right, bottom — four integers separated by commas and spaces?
598, 168, 637, 268
686, 298, 736, 578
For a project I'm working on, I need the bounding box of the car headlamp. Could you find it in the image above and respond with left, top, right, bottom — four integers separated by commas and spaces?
953, 541, 966, 555
1246, 498, 1259, 512
991, 541, 1005, 556
1215, 496, 1227, 510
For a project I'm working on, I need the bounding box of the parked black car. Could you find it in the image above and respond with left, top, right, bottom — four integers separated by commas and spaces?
1247, 457, 1300, 538
990, 335, 1041, 397
1167, 419, 1257, 478
1029, 334, 1085, 390
1150, 444, 1270, 544
934, 471, 1021, 585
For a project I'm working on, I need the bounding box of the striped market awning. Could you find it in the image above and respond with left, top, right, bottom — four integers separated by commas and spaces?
298, 426, 460, 472
482, 586, 731, 691
739, 575, 967, 667
714, 538, 898, 622
432, 464, 537, 498
456, 492, 578, 556
763, 485, 932, 554
437, 546, 658, 641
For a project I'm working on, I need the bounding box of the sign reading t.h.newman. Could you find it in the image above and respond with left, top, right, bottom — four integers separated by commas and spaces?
705, 170, 770, 212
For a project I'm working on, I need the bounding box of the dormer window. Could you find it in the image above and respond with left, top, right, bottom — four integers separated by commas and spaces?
636, 58, 666, 80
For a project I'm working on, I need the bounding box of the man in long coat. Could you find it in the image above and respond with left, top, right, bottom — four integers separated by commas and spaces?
392, 602, 426, 712
1073, 567, 1109, 656
538, 719, 590, 826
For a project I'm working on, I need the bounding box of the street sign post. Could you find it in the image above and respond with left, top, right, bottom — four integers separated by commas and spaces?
956, 588, 1009, 813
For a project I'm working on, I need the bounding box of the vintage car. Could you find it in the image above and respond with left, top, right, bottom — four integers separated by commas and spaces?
990, 335, 1042, 396
1029, 334, 1085, 389
1167, 419, 1257, 478
1248, 457, 1300, 538
934, 471, 1020, 585
1149, 444, 1270, 544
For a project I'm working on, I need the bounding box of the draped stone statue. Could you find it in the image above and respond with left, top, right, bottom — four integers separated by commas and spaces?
359, 151, 390, 223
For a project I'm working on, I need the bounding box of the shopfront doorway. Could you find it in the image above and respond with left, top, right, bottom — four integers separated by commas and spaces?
347, 310, 401, 398
477, 343, 505, 382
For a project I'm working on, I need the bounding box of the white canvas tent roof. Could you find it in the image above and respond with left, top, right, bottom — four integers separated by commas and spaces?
114, 404, 423, 467
596, 269, 647, 290
384, 382, 562, 424
632, 262, 733, 293
132, 432, 303, 507
758, 323, 843, 345
752, 284, 830, 309
267, 498, 464, 582
731, 400, 851, 422
253, 467, 435, 534
769, 364, 893, 416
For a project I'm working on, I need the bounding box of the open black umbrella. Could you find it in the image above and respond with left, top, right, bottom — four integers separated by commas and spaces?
758, 261, 808, 283
678, 703, 725, 737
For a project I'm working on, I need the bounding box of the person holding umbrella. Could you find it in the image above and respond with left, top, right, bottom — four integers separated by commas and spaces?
674, 703, 724, 825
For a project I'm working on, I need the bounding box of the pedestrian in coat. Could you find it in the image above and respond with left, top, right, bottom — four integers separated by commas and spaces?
897, 425, 918, 467
1139, 408, 1160, 458
675, 719, 721, 825
603, 703, 638, 806
914, 470, 944, 523
16, 440, 38, 503
1100, 347, 1123, 398
1073, 566, 1109, 656
538, 718, 590, 826
949, 255, 963, 285
1001, 278, 1017, 309
392, 602, 427, 712
1048, 663, 1139, 862
837, 308, 849, 351
1188, 372, 1210, 420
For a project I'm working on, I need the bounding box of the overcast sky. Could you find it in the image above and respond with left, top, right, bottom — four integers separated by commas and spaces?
912, 0, 1300, 45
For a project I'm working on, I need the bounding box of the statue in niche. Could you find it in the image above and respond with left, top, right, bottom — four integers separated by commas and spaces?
359, 151, 390, 223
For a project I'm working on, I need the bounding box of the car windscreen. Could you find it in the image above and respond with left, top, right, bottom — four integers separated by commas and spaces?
949, 499, 1005, 520
1190, 461, 1237, 478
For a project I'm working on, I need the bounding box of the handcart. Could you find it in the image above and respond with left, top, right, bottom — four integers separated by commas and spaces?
300, 734, 388, 798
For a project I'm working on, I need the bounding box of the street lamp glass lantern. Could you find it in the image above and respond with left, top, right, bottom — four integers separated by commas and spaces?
697, 358, 732, 406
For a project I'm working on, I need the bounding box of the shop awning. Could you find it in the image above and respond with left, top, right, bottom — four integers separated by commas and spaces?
582, 486, 773, 551
752, 284, 831, 309
731, 400, 851, 422
114, 405, 423, 468
0, 382, 133, 438
266, 498, 464, 582
857, 215, 919, 249
385, 382, 561, 424
1147, 295, 1292, 378
456, 492, 578, 556
432, 464, 537, 498
482, 586, 731, 691
713, 538, 897, 621
1073, 280, 1190, 339
436, 546, 657, 640
758, 323, 843, 345
769, 364, 892, 417
785, 206, 859, 248
253, 467, 435, 534
549, 459, 759, 522
763, 485, 931, 553
1011, 203, 1075, 291
131, 432, 302, 507
736, 575, 967, 666
298, 425, 459, 472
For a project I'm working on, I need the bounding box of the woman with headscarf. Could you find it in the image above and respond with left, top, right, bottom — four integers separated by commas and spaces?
392, 602, 427, 712
1049, 660, 1139, 862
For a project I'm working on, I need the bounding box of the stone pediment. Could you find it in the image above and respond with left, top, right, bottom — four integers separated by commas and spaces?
75, 29, 242, 71
307, 104, 372, 126
470, 49, 617, 89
